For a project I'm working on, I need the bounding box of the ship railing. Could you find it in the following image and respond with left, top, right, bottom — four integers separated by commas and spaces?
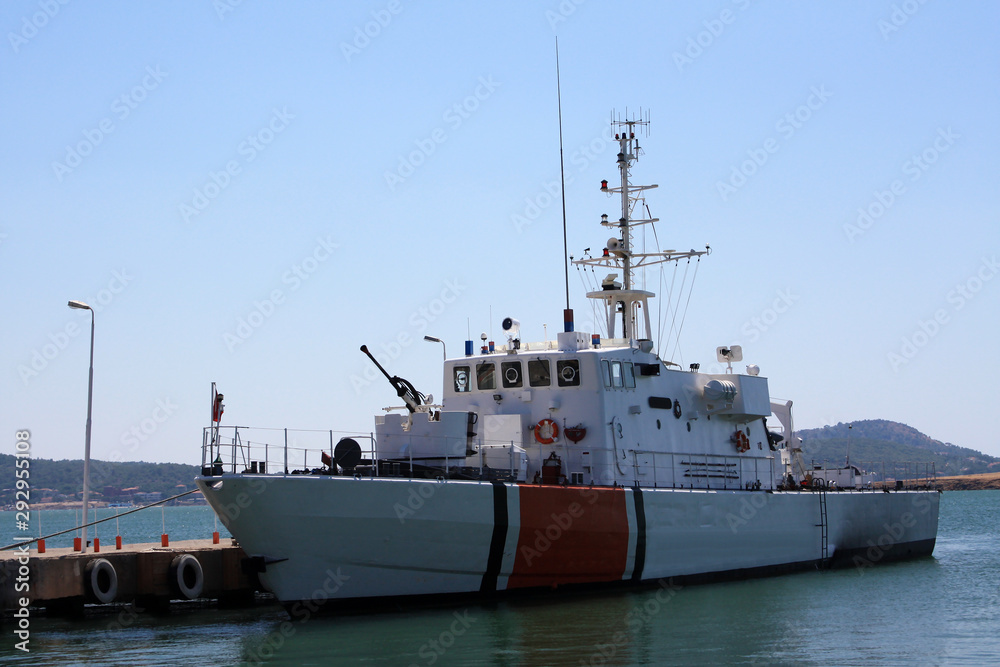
804, 459, 938, 490
201, 425, 375, 476
200, 426, 526, 482
625, 448, 778, 491
493, 337, 633, 353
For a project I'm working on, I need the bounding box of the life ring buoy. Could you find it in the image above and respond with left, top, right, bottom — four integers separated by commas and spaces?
170, 553, 205, 600
534, 419, 559, 444
85, 558, 118, 604
731, 430, 750, 453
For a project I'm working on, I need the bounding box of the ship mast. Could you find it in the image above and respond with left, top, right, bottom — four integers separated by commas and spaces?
574, 111, 709, 344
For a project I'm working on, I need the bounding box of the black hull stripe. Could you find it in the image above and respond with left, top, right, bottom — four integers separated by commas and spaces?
631, 486, 646, 582
480, 481, 508, 593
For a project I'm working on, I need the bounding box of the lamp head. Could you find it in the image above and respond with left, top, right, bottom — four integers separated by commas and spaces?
68, 300, 92, 310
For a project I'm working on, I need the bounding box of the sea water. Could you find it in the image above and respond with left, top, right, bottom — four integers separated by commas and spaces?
4, 504, 232, 550
2, 492, 997, 666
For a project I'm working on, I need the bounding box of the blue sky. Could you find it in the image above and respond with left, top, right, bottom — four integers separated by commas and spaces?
3, 1, 998, 465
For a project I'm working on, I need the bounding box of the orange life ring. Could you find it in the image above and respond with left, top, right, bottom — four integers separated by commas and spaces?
534, 419, 559, 444
732, 430, 750, 453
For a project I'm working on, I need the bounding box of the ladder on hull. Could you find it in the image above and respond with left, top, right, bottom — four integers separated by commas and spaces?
817, 486, 829, 566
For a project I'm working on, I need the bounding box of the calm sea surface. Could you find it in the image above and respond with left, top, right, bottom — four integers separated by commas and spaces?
3, 491, 998, 666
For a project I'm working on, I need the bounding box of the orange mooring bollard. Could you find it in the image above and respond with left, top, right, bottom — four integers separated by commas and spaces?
38, 539, 45, 554
73, 537, 82, 552
213, 531, 220, 545
116, 535, 123, 550
161, 534, 169, 547
94, 537, 100, 552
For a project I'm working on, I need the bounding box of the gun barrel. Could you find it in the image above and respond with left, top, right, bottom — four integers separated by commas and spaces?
359, 345, 393, 381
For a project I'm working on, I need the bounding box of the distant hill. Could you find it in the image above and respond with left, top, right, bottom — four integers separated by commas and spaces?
797, 419, 1000, 477
0, 453, 200, 506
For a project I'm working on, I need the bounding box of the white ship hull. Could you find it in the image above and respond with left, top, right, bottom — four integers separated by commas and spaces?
196, 474, 939, 608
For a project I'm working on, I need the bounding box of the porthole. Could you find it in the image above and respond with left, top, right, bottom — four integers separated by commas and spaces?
686, 422, 691, 432
656, 419, 661, 430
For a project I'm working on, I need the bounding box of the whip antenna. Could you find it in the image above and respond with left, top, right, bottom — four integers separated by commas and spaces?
556, 38, 574, 332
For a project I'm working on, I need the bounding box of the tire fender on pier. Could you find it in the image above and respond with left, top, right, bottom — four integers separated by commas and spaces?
170, 553, 205, 600
85, 558, 119, 604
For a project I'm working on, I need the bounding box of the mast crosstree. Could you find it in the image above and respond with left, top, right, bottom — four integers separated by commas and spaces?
573, 112, 709, 344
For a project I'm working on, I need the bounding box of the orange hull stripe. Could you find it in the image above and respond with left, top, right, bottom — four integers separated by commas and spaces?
507, 485, 630, 589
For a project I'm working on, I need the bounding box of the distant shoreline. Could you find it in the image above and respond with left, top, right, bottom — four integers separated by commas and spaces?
933, 472, 1000, 491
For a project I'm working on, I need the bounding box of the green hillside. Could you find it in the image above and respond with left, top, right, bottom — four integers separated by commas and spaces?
797, 419, 999, 477
0, 454, 200, 506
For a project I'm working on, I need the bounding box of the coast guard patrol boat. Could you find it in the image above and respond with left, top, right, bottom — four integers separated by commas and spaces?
196, 115, 939, 610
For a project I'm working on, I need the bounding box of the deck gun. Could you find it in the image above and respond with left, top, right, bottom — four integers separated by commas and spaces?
360, 345, 428, 413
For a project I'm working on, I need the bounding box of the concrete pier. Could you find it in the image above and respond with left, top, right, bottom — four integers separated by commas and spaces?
1, 539, 261, 615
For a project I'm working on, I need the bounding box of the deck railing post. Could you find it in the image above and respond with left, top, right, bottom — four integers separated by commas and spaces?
284, 428, 288, 474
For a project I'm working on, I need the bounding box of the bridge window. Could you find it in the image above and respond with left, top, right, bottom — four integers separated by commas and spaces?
624, 362, 636, 388
602, 360, 611, 388
557, 359, 580, 387
501, 361, 523, 388
528, 359, 550, 387
476, 362, 496, 390
611, 361, 623, 388
453, 366, 471, 393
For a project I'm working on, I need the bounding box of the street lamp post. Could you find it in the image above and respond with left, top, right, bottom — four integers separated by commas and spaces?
423, 335, 446, 362
68, 300, 94, 553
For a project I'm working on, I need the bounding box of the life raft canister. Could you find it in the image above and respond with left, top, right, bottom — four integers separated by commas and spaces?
534, 418, 559, 444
